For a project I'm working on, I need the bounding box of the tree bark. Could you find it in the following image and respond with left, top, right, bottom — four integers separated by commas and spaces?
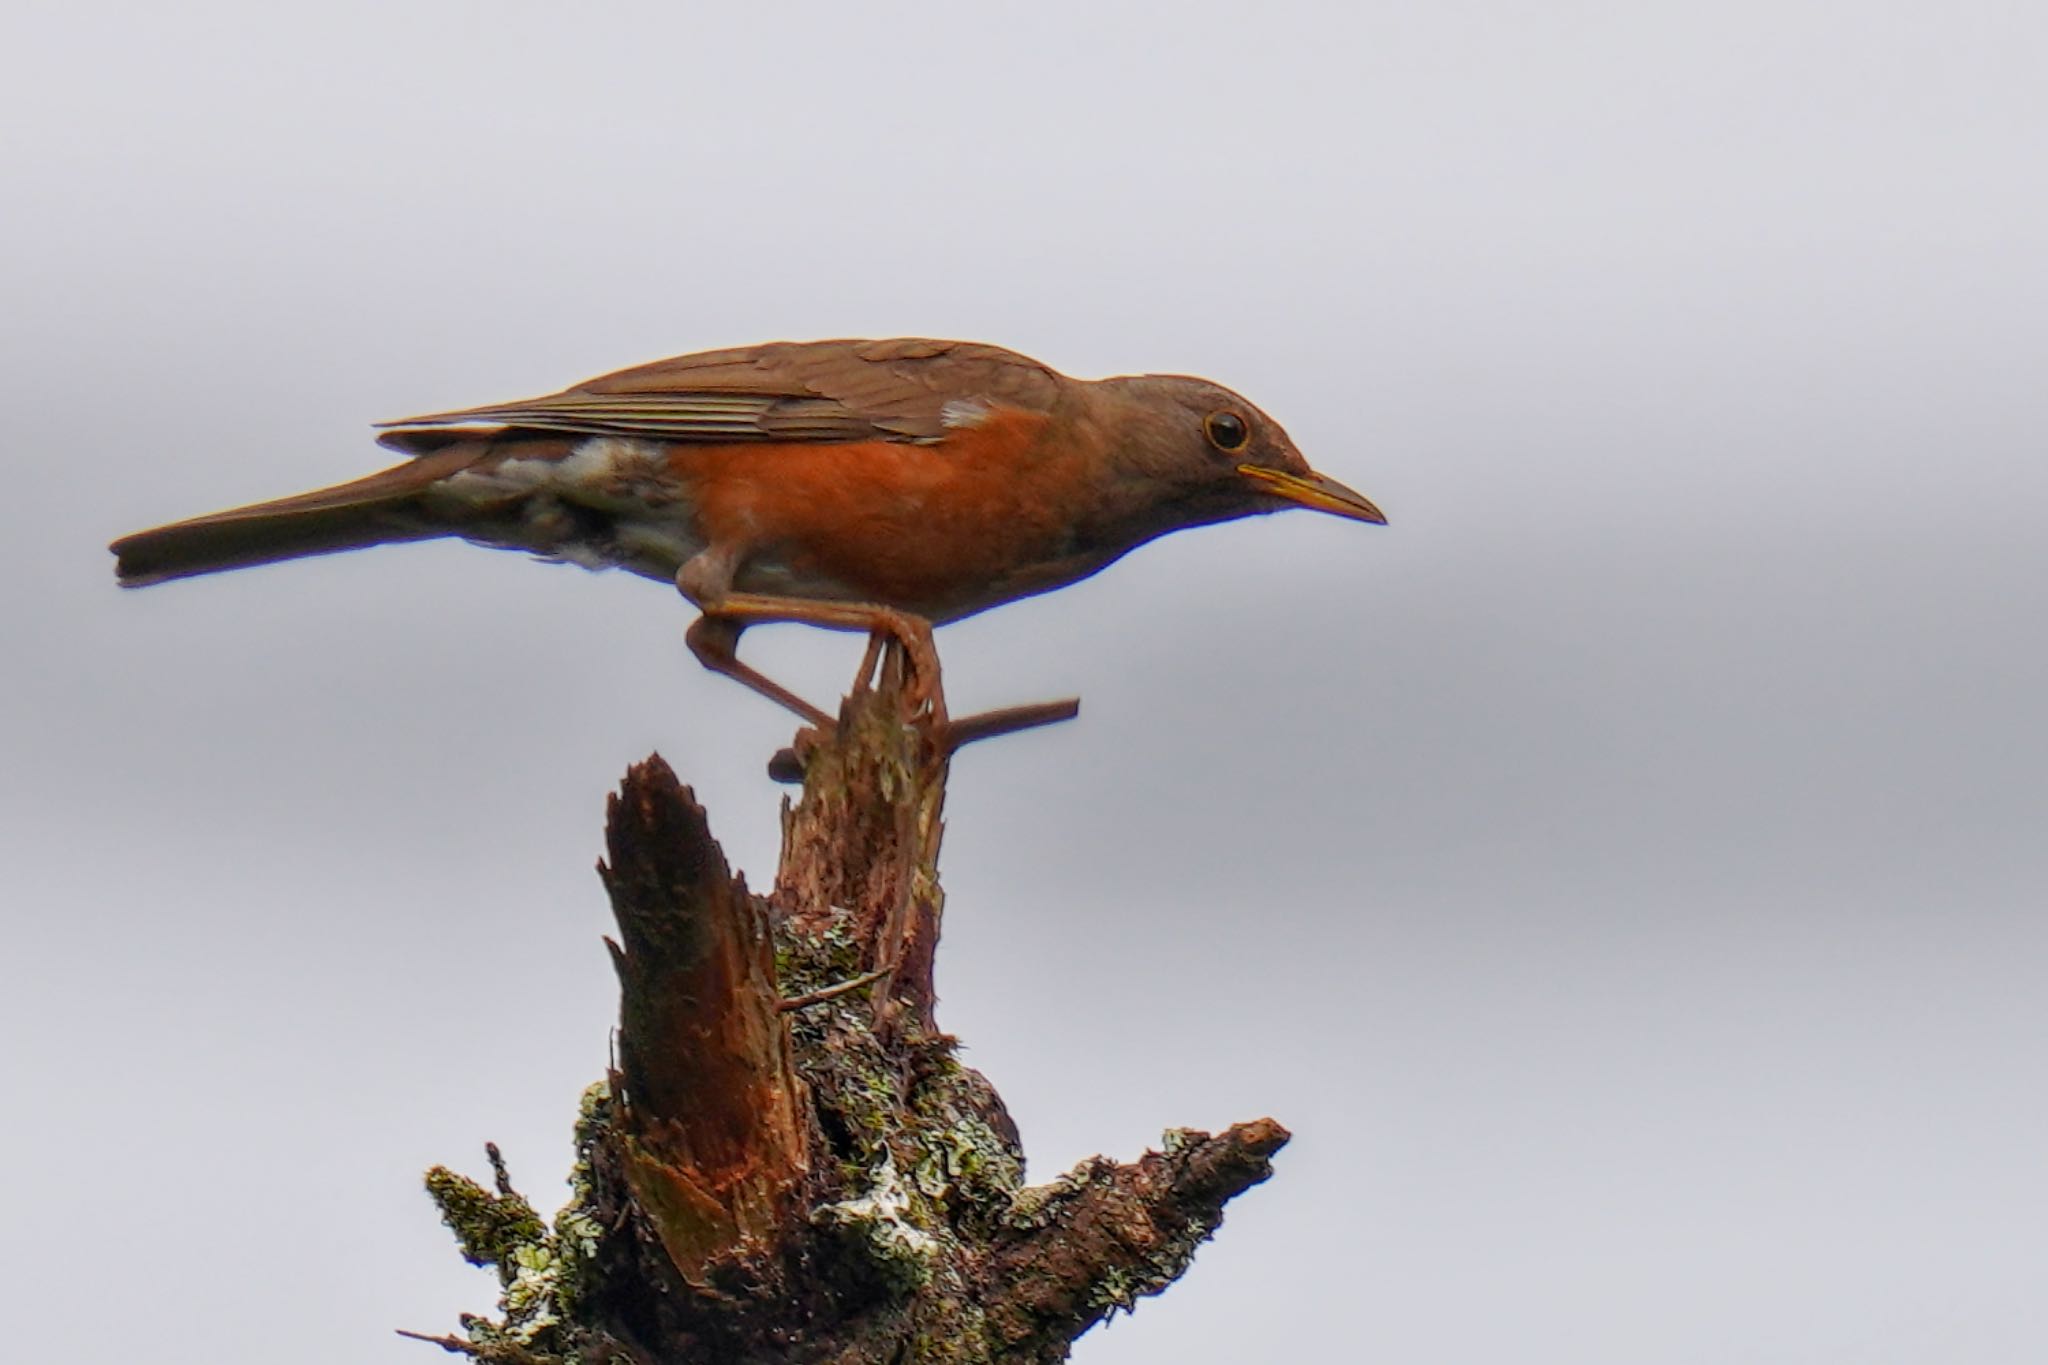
413, 659, 1287, 1364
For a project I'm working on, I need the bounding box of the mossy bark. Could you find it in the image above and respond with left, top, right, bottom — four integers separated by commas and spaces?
414, 663, 1287, 1364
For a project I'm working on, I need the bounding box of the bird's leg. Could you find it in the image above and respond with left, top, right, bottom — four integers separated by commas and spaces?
676, 551, 851, 728
676, 544, 943, 727
694, 591, 946, 724
683, 614, 836, 729
676, 554, 1063, 752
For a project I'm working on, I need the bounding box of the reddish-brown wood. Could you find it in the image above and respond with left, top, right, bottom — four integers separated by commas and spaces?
417, 658, 1286, 1363
600, 758, 811, 1287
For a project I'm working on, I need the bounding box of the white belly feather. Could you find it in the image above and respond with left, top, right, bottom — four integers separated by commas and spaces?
423, 437, 706, 581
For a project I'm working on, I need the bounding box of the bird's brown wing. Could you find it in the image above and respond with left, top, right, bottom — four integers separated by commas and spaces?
378, 338, 1066, 446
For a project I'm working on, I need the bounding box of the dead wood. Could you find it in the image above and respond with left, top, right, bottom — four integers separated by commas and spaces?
414, 655, 1286, 1363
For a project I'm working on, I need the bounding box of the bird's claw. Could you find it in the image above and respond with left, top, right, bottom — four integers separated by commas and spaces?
859, 614, 945, 726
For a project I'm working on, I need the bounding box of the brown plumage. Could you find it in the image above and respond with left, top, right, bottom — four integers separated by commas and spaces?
112, 337, 1385, 726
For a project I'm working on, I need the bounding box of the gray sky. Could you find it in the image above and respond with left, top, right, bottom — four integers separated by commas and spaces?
4, 2, 2045, 1361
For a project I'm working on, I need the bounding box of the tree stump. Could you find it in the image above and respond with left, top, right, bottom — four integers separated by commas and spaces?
410, 656, 1288, 1364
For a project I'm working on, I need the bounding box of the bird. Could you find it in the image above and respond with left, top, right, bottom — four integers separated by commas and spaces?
111, 337, 1386, 731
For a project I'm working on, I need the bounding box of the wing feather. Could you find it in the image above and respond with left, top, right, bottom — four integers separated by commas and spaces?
378, 338, 1065, 446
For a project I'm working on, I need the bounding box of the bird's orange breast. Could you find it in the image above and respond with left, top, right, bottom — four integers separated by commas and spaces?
671, 407, 1089, 618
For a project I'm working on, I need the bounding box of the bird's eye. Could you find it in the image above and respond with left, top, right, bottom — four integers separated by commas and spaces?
1204, 411, 1251, 453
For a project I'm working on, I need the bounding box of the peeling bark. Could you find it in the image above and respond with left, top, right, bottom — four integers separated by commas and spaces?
416, 659, 1286, 1363
600, 761, 811, 1288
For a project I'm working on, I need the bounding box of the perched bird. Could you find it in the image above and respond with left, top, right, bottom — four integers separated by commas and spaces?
111, 338, 1385, 728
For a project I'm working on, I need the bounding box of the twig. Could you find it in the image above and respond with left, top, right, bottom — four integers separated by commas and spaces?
484, 1142, 515, 1197
393, 1328, 551, 1363
942, 697, 1081, 751
396, 1328, 469, 1354
777, 966, 889, 1012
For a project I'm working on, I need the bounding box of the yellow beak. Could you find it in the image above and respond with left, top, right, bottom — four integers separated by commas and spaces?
1237, 465, 1388, 525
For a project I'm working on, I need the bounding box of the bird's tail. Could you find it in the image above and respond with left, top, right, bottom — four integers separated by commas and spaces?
110, 446, 480, 587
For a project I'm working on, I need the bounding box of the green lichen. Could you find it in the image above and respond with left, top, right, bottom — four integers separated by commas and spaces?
814, 1151, 941, 1296
775, 916, 866, 996
420, 1082, 617, 1362
903, 1300, 995, 1365
424, 1168, 546, 1272
1003, 1158, 1110, 1231
795, 997, 906, 1178
904, 1061, 1024, 1224
501, 1243, 567, 1336
1088, 1211, 1223, 1323
1087, 1265, 1138, 1317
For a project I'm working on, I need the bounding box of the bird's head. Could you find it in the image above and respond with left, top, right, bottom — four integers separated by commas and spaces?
1094, 374, 1386, 533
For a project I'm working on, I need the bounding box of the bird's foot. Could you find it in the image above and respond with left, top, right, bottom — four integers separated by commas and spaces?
857, 614, 945, 727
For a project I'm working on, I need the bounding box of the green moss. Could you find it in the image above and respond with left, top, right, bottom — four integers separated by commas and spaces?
424, 1168, 547, 1273
420, 1082, 620, 1363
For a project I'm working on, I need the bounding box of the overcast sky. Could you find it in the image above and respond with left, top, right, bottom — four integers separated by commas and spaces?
4, 3, 2045, 1362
